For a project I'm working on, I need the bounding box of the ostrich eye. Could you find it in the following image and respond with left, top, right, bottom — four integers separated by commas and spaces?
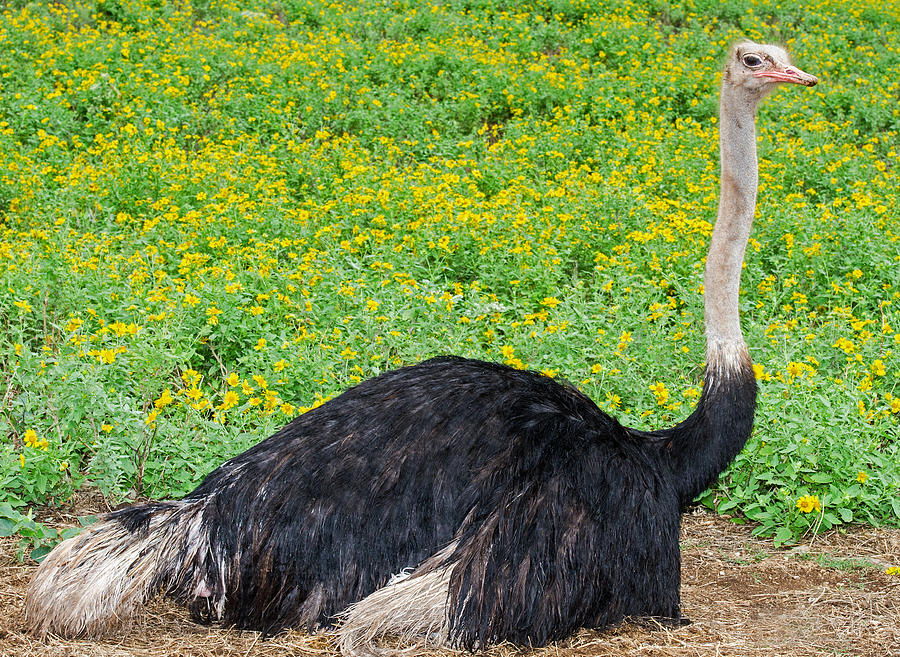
742, 54, 763, 68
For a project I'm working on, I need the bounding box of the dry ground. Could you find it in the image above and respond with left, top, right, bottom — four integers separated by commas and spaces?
1, 502, 898, 657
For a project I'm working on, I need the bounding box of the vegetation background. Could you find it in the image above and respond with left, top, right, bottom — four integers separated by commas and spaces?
0, 0, 898, 559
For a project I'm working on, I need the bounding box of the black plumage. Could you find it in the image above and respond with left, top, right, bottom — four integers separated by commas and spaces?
87, 355, 754, 646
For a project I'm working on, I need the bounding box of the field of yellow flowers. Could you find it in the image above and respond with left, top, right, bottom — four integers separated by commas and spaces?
0, 0, 898, 554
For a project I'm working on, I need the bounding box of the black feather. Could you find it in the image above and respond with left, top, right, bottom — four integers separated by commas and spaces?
101, 355, 754, 645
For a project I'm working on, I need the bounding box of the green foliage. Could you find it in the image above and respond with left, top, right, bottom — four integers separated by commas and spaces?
0, 501, 87, 561
0, 0, 898, 554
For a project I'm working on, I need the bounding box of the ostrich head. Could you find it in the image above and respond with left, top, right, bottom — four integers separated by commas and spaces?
724, 42, 818, 100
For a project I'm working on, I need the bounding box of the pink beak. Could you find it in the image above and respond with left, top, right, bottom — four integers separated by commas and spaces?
754, 65, 818, 87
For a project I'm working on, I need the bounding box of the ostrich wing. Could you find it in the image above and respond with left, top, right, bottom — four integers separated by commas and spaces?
444, 409, 682, 649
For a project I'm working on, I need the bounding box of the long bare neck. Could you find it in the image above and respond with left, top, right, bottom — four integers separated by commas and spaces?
704, 84, 758, 356
658, 82, 759, 507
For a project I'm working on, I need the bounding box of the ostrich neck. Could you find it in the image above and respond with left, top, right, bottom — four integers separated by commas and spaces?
704, 85, 759, 355
656, 83, 760, 508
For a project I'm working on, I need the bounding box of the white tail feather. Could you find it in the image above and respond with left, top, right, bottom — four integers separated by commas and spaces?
334, 544, 457, 657
26, 499, 220, 637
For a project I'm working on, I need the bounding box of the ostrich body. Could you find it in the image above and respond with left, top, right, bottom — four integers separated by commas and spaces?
27, 43, 816, 654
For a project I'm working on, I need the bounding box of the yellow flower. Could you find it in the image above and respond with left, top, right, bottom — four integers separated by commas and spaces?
13, 299, 32, 312
206, 305, 223, 325
109, 322, 138, 337
858, 400, 869, 418
59, 460, 69, 471
857, 471, 868, 484
886, 567, 900, 576
184, 387, 203, 401
871, 359, 886, 376
23, 429, 39, 448
833, 337, 855, 354
218, 390, 239, 410
540, 296, 561, 308
649, 382, 669, 406
154, 389, 174, 408
254, 338, 266, 351
682, 386, 701, 400
98, 348, 117, 364
226, 372, 240, 387
181, 369, 201, 386
264, 390, 280, 412
796, 495, 822, 513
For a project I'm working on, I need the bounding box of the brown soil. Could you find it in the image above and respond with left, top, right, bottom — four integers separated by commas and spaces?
1, 504, 898, 657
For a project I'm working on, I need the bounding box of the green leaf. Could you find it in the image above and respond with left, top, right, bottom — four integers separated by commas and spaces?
79, 515, 99, 527
55, 528, 76, 543
774, 526, 793, 547
717, 498, 738, 513
751, 524, 774, 537
30, 545, 53, 562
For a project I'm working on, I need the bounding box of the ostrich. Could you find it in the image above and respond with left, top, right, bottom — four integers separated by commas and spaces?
27, 42, 816, 654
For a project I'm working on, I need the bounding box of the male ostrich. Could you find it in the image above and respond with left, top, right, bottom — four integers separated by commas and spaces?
27, 43, 816, 654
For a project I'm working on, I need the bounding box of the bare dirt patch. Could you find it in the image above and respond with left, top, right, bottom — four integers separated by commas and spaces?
1, 508, 898, 657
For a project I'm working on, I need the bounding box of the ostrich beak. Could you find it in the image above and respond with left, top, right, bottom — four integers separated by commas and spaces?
754, 65, 818, 87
